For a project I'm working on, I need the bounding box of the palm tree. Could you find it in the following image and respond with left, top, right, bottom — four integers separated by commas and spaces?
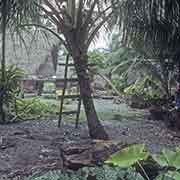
0, 0, 41, 122
1, 0, 119, 139
33, 0, 114, 140
113, 0, 180, 101
116, 0, 180, 63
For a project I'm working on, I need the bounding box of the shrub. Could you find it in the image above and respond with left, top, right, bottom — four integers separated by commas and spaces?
43, 82, 56, 93
0, 65, 24, 121
16, 97, 59, 118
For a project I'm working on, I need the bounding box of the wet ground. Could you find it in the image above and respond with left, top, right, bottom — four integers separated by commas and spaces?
0, 99, 179, 179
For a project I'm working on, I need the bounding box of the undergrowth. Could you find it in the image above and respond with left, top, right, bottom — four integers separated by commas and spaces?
27, 166, 144, 180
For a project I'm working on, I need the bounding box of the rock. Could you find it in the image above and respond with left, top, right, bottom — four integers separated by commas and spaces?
60, 140, 127, 170
64, 151, 93, 169
63, 145, 91, 155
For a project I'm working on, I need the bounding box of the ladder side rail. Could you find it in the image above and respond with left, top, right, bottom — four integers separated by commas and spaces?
58, 54, 70, 127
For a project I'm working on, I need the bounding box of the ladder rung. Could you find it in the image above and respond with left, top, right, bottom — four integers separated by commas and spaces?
58, 63, 97, 67
62, 111, 78, 115
56, 78, 78, 82
58, 95, 80, 99
58, 63, 74, 66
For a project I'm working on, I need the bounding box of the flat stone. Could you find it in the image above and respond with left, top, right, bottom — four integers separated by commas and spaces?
60, 140, 126, 170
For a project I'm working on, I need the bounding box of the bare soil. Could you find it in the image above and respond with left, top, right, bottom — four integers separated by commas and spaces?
0, 97, 180, 180
0, 101, 180, 179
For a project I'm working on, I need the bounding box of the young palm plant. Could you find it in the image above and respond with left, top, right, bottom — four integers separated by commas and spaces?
37, 0, 116, 139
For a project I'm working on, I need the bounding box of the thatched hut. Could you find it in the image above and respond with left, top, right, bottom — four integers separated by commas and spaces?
3, 31, 59, 92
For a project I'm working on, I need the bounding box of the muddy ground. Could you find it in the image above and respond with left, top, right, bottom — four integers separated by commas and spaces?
0, 100, 180, 179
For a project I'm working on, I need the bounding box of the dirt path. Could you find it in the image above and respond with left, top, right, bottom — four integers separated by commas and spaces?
0, 100, 179, 179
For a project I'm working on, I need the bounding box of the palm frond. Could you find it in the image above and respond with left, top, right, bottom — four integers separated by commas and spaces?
114, 0, 180, 59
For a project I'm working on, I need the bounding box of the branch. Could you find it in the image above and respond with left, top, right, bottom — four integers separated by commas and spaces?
83, 0, 98, 28
36, 3, 60, 27
54, 0, 62, 11
44, 0, 63, 22
89, 5, 112, 29
95, 71, 122, 97
20, 23, 69, 50
86, 12, 113, 49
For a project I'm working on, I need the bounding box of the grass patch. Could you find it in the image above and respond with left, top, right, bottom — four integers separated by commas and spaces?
63, 110, 146, 122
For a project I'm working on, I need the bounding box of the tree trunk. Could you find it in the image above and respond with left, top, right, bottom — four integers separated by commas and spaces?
0, 0, 7, 123
73, 53, 109, 140
175, 62, 180, 108
160, 59, 170, 98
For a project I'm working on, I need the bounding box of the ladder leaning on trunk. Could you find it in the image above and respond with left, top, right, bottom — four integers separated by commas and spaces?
57, 54, 82, 128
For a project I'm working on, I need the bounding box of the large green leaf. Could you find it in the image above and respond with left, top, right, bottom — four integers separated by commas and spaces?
105, 144, 149, 167
153, 147, 180, 169
156, 171, 180, 180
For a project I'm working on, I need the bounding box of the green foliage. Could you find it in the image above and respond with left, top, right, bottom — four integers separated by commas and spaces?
116, 57, 173, 99
0, 65, 24, 120
153, 147, 180, 169
79, 166, 144, 180
43, 82, 56, 93
112, 77, 128, 92
0, 65, 24, 105
105, 144, 149, 167
88, 50, 106, 69
42, 93, 57, 99
27, 166, 144, 180
102, 32, 173, 99
156, 171, 180, 180
105, 144, 180, 180
26, 145, 180, 180
16, 98, 59, 118
105, 47, 138, 75
124, 79, 147, 95
124, 77, 161, 101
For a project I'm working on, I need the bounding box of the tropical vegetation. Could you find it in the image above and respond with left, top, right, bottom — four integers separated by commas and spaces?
0, 0, 180, 179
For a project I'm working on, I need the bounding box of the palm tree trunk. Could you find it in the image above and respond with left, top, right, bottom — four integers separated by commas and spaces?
73, 53, 109, 140
0, 0, 7, 123
176, 62, 180, 107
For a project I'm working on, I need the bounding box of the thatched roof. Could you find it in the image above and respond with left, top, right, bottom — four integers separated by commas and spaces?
1, 31, 59, 79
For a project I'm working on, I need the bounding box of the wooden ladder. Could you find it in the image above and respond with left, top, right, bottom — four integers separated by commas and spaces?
58, 54, 82, 128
